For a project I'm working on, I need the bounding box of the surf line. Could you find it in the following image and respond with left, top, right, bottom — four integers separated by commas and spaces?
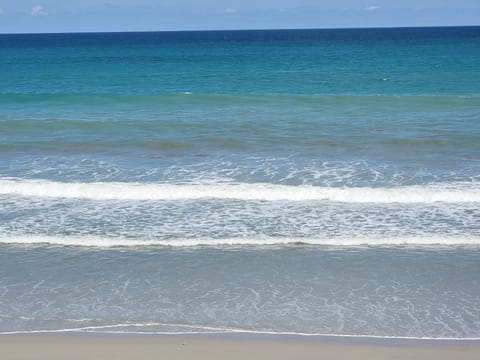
1, 178, 480, 203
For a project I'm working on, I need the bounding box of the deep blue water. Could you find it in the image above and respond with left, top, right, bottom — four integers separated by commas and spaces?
2, 27, 480, 95
0, 27, 480, 338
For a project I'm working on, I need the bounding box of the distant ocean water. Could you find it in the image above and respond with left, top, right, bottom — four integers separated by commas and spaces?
1, 27, 480, 339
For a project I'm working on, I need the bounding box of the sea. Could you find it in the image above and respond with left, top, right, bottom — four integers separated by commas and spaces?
0, 27, 480, 339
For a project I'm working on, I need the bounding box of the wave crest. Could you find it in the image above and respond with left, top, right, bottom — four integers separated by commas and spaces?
1, 178, 479, 203
0, 235, 479, 248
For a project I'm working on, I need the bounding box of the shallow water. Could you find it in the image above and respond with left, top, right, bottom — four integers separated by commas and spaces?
1, 27, 480, 338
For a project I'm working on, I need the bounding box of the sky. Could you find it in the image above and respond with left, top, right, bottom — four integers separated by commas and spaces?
0, 1, 479, 33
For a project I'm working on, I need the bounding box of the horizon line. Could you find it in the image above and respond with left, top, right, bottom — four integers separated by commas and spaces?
1, 24, 479, 36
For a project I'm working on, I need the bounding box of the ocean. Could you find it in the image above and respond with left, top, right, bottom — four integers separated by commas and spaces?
0, 27, 479, 339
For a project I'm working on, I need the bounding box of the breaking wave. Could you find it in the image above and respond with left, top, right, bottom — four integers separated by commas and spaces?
1, 235, 479, 248
1, 178, 480, 203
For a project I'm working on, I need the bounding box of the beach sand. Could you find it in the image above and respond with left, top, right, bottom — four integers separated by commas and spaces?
1, 334, 479, 360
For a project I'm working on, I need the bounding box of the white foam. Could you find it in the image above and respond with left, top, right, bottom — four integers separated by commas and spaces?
2, 321, 480, 340
1, 178, 480, 203
0, 235, 479, 248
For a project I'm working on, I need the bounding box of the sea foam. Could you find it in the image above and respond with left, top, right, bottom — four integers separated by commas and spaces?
0, 235, 479, 248
1, 178, 479, 203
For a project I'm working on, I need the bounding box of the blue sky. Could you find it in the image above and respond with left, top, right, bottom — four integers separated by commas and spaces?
0, 1, 479, 33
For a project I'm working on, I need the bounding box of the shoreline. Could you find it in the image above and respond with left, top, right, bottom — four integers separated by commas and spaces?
2, 329, 480, 345
1, 333, 479, 360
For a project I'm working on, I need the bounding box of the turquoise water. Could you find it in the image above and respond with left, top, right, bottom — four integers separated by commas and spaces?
1, 27, 480, 338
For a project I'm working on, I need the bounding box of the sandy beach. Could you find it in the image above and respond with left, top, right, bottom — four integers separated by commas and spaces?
1, 334, 479, 360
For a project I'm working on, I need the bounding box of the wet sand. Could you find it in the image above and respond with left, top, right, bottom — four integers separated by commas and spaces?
1, 334, 479, 360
